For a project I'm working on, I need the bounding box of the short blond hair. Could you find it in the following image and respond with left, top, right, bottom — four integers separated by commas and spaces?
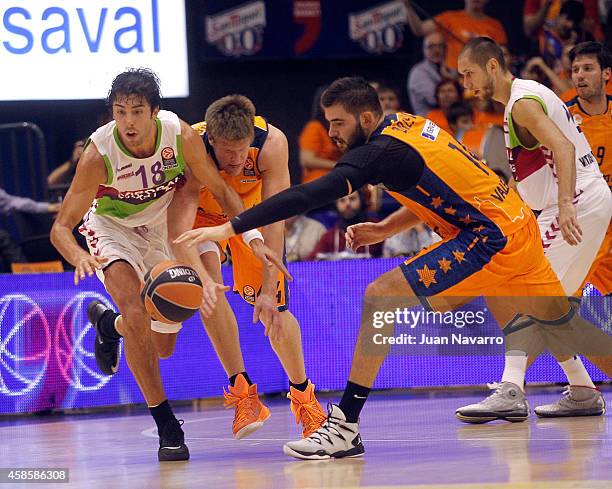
205, 95, 255, 141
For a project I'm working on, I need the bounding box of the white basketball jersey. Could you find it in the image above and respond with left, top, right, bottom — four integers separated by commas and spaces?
88, 110, 185, 227
504, 78, 602, 211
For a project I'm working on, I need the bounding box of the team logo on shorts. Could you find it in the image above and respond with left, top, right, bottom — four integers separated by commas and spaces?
161, 147, 178, 169
243, 157, 256, 176
243, 285, 256, 301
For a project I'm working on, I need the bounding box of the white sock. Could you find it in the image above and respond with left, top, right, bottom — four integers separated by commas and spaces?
559, 356, 596, 388
501, 351, 527, 391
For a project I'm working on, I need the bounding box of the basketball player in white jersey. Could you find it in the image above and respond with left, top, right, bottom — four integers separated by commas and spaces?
50, 69, 284, 461
455, 38, 612, 422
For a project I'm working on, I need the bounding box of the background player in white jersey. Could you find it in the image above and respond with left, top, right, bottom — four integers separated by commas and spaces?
50, 69, 282, 461
455, 38, 612, 422
566, 42, 612, 298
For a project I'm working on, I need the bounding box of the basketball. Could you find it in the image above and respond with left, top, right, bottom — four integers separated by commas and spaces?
140, 260, 203, 324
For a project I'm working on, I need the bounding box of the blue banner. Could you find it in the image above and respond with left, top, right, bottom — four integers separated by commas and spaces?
199, 0, 411, 60
0, 259, 608, 414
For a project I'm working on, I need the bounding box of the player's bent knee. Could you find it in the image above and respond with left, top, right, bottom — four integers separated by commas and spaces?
117, 302, 149, 337
152, 332, 178, 359
365, 268, 414, 298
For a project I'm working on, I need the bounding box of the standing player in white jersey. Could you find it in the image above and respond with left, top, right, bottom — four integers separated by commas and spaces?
50, 69, 283, 461
456, 37, 612, 422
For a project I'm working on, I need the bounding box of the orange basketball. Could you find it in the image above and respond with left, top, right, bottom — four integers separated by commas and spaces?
140, 260, 203, 324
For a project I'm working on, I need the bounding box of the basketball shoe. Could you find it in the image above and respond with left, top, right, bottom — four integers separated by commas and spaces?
455, 382, 530, 423
87, 300, 121, 376
223, 373, 270, 439
535, 386, 606, 417
288, 382, 326, 437
283, 404, 365, 460
158, 419, 190, 461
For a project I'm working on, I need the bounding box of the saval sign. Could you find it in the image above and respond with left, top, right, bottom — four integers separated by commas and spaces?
1, 0, 162, 54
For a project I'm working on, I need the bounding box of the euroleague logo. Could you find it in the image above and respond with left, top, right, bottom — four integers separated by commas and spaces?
243, 285, 256, 301
205, 1, 266, 57
243, 157, 256, 177
349, 0, 407, 54
161, 146, 178, 170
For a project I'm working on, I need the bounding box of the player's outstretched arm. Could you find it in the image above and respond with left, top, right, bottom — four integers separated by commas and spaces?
346, 207, 421, 251
179, 120, 245, 218
50, 141, 108, 284
166, 166, 229, 317
174, 169, 353, 249
511, 98, 582, 245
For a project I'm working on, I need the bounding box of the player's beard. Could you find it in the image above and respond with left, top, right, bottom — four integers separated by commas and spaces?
577, 76, 605, 102
345, 124, 368, 151
480, 74, 495, 100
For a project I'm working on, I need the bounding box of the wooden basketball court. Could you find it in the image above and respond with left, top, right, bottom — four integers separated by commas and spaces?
2, 387, 610, 488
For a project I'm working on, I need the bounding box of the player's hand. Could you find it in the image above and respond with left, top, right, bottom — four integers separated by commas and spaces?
249, 238, 293, 282
74, 254, 108, 285
558, 202, 582, 246
254, 293, 284, 341
346, 222, 385, 251
174, 222, 234, 248
200, 279, 230, 318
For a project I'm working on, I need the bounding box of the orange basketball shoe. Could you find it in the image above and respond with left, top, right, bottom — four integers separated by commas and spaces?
223, 374, 271, 440
288, 382, 326, 438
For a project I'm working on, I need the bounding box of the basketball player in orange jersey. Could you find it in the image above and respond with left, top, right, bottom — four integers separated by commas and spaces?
566, 42, 612, 297
176, 77, 612, 459
50, 69, 284, 462
190, 95, 326, 440
454, 38, 611, 422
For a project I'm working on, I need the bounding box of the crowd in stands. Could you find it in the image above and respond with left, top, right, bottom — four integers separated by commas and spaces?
3, 0, 612, 272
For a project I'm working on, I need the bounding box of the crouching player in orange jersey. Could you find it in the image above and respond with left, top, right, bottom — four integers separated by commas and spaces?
190, 96, 326, 440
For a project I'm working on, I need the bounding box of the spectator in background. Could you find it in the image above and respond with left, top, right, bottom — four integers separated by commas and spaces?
524, 0, 602, 43
523, 47, 574, 94
426, 78, 463, 132
47, 139, 84, 187
403, 0, 507, 71
539, 1, 590, 69
308, 191, 383, 260
471, 96, 505, 126
0, 230, 26, 273
407, 31, 455, 115
299, 85, 343, 184
383, 225, 439, 258
0, 187, 60, 216
284, 214, 326, 262
0, 187, 60, 272
377, 85, 402, 115
446, 102, 475, 138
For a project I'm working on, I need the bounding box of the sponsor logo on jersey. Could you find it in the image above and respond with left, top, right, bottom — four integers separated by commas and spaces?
117, 171, 135, 181
349, 1, 407, 54
161, 146, 178, 169
97, 174, 185, 205
205, 1, 266, 57
421, 120, 440, 141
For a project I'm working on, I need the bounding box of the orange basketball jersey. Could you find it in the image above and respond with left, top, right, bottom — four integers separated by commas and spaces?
566, 95, 612, 189
379, 113, 531, 240
192, 116, 268, 227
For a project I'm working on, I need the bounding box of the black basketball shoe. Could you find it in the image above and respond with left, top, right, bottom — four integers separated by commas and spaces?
87, 300, 121, 376
158, 419, 190, 461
